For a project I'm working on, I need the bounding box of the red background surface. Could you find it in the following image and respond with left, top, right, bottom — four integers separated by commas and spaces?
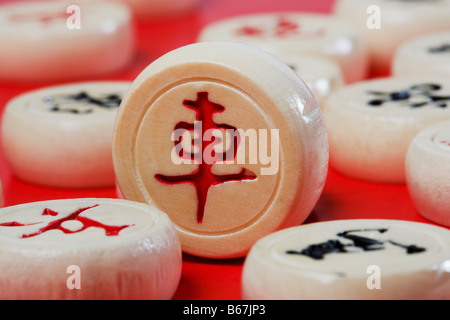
0, 0, 447, 300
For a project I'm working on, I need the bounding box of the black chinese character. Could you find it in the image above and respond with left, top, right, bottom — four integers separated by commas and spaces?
366, 83, 450, 108
44, 91, 123, 114
286, 228, 426, 260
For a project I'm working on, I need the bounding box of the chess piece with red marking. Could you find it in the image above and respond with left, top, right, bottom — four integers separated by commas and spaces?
113, 41, 329, 259
198, 13, 369, 84
0, 198, 182, 300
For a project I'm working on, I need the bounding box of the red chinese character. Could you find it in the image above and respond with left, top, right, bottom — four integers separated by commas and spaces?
155, 92, 257, 224
235, 16, 300, 38
0, 205, 134, 238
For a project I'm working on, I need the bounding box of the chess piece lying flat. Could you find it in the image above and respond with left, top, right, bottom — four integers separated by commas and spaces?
198, 12, 368, 84
0, 1, 134, 83
393, 31, 450, 77
334, 0, 450, 77
2, 81, 131, 188
242, 219, 450, 300
324, 76, 450, 183
406, 120, 450, 228
0, 198, 182, 300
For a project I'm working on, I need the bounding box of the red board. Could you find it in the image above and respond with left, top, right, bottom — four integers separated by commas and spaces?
0, 0, 446, 300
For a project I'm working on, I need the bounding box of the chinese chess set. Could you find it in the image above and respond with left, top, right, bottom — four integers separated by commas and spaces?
0, 0, 449, 300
